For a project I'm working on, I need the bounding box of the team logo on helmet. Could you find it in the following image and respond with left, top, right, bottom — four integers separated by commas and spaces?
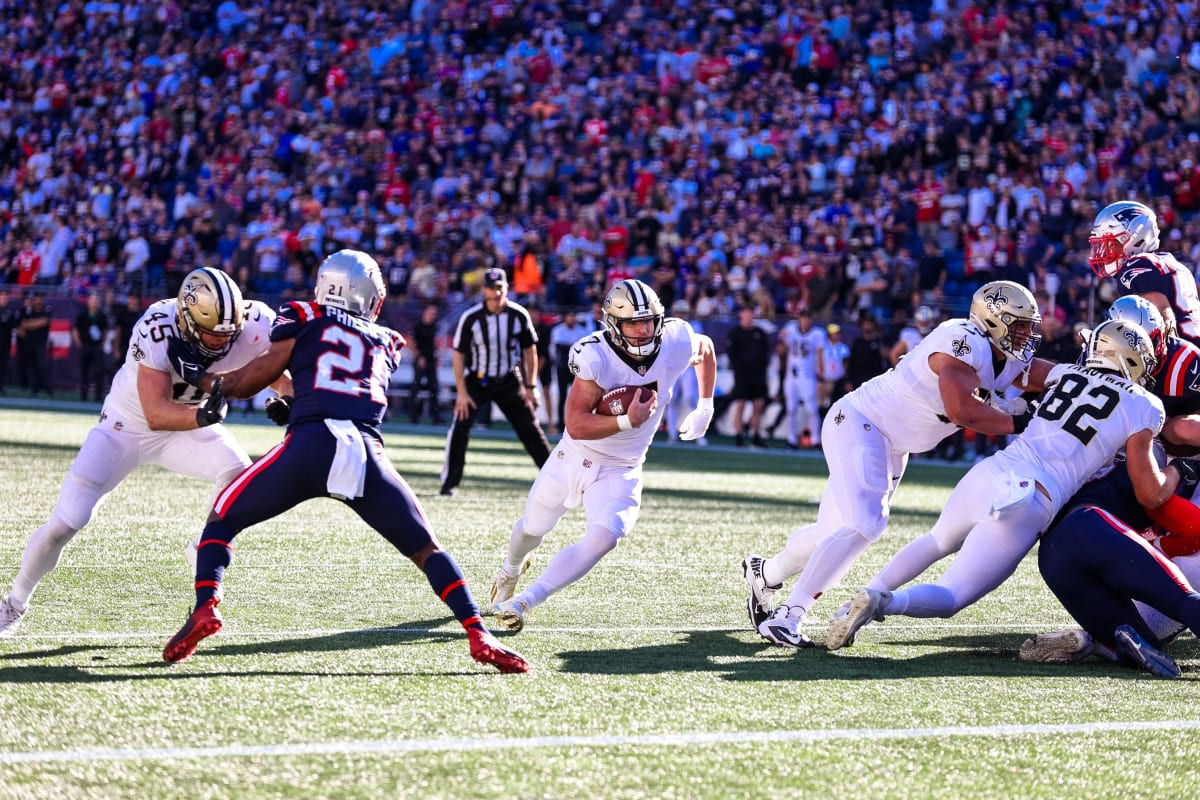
984, 288, 1009, 311
1113, 206, 1144, 224
1123, 328, 1143, 348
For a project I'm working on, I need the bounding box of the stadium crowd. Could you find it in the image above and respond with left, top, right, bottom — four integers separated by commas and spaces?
0, 0, 1198, 399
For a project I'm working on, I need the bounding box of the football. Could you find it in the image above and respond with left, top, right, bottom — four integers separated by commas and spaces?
595, 385, 654, 416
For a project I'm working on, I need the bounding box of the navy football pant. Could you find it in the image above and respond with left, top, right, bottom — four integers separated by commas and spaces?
211, 422, 434, 556
1038, 505, 1200, 649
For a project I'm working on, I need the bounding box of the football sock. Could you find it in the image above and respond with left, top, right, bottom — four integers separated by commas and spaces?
784, 527, 872, 612
887, 584, 958, 617
10, 517, 77, 609
193, 520, 235, 610
764, 523, 823, 586
523, 525, 620, 609
868, 534, 949, 593
423, 550, 483, 631
504, 517, 543, 576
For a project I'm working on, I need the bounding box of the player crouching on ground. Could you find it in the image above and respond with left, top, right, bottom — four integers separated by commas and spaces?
490, 279, 717, 632
162, 249, 529, 673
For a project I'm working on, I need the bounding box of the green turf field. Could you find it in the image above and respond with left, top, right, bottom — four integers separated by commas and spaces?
0, 408, 1198, 799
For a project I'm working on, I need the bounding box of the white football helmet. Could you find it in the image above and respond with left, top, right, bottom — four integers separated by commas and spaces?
915, 305, 937, 335
176, 267, 245, 359
1089, 200, 1160, 279
1084, 319, 1158, 386
968, 280, 1043, 363
1105, 295, 1168, 363
603, 279, 665, 359
315, 249, 386, 321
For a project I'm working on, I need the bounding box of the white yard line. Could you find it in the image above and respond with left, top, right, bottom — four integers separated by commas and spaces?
3, 720, 1199, 765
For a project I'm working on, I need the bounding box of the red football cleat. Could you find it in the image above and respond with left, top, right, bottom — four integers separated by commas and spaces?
163, 598, 223, 663
467, 627, 530, 674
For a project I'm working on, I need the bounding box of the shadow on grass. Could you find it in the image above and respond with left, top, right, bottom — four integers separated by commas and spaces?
0, 617, 501, 682
555, 629, 1191, 682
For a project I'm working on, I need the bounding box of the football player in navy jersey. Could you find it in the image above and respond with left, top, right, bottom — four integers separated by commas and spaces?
1022, 455, 1200, 678
1105, 295, 1200, 454
162, 249, 529, 673
1090, 200, 1200, 347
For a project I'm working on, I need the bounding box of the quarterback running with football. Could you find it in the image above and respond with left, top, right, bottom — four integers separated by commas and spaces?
827, 320, 1178, 657
489, 279, 717, 632
744, 281, 1060, 648
161, 250, 528, 674
0, 268, 287, 638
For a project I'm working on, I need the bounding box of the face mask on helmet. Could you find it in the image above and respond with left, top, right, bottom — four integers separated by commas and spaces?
603, 279, 665, 359
315, 249, 386, 321
176, 268, 245, 359
1105, 295, 1168, 364
1088, 200, 1160, 279
969, 280, 1043, 363
1084, 319, 1157, 386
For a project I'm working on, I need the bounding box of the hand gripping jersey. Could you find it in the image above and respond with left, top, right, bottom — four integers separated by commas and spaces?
271, 301, 405, 431
848, 318, 1030, 453
1117, 252, 1200, 345
991, 365, 1165, 513
779, 321, 828, 378
103, 299, 275, 434
564, 317, 700, 467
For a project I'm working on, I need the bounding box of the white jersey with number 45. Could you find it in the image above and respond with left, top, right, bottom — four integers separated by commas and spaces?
849, 318, 1031, 453
102, 299, 276, 434
563, 317, 700, 467
991, 365, 1165, 513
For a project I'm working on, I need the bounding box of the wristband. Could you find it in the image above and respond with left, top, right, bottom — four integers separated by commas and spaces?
616, 414, 632, 431
525, 383, 536, 389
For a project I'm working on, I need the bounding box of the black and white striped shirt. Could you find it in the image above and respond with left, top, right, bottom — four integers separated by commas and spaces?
452, 300, 538, 380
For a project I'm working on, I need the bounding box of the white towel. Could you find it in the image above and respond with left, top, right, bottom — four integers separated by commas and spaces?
324, 419, 367, 500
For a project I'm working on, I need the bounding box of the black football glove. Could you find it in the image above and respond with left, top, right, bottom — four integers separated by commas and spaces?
167, 337, 209, 387
195, 378, 228, 428
264, 395, 293, 426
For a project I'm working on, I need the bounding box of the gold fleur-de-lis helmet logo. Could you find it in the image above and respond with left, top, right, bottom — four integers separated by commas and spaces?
985, 288, 1008, 312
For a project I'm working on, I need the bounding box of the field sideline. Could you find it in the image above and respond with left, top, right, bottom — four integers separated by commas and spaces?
1, 407, 1198, 799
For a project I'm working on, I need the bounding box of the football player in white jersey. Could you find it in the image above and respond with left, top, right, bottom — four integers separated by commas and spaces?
828, 320, 1175, 651
0, 268, 288, 637
490, 279, 716, 632
778, 308, 827, 449
889, 305, 938, 366
744, 280, 1059, 648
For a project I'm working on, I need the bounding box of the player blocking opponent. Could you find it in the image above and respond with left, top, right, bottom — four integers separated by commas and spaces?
828, 320, 1177, 657
162, 249, 529, 673
489, 279, 717, 632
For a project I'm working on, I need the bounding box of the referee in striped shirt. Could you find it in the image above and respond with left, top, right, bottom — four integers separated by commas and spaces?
440, 268, 551, 496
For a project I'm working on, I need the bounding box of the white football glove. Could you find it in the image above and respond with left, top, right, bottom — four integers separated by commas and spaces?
989, 395, 1028, 416
678, 397, 714, 441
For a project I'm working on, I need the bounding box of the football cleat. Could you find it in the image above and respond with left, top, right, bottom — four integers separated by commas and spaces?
489, 558, 531, 610
494, 598, 531, 633
163, 598, 223, 663
756, 606, 814, 648
742, 555, 781, 631
0, 595, 26, 639
826, 588, 891, 651
1113, 624, 1181, 678
467, 627, 530, 674
1019, 629, 1095, 664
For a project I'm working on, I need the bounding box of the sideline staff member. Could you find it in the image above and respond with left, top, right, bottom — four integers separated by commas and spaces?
441, 268, 551, 496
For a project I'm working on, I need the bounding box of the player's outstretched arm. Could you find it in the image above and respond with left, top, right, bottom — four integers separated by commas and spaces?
201, 340, 295, 400
932, 354, 1022, 435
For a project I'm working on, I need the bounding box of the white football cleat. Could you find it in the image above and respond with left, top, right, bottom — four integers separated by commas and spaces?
0, 595, 27, 638
1018, 629, 1095, 664
489, 558, 530, 610
756, 606, 814, 648
494, 598, 531, 633
742, 555, 781, 630
826, 588, 891, 651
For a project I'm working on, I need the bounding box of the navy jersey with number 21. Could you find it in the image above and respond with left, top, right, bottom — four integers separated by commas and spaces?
271, 301, 405, 431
